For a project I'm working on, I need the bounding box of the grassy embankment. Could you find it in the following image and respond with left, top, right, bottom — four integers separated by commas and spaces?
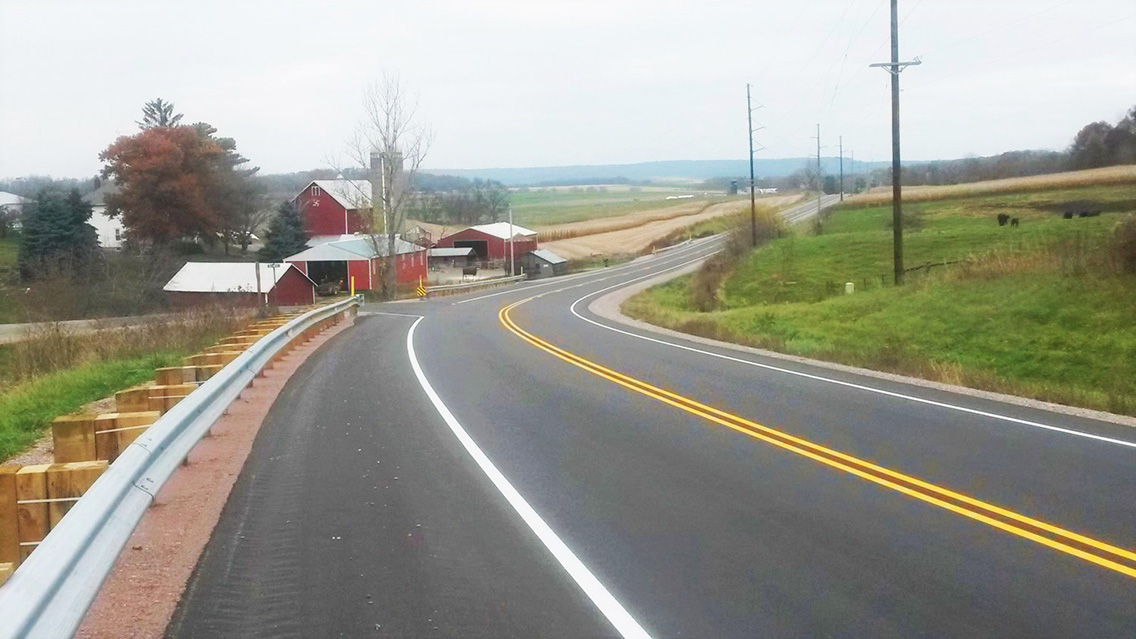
625, 180, 1136, 415
0, 310, 245, 461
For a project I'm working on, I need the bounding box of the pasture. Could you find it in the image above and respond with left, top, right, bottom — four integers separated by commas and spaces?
625, 182, 1136, 415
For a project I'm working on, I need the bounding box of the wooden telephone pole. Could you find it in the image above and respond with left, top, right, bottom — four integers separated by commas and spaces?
871, 0, 920, 285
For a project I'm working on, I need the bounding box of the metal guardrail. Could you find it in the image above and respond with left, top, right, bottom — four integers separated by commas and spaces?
0, 295, 363, 639
423, 274, 525, 297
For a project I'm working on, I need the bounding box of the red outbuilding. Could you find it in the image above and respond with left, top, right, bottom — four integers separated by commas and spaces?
434, 222, 538, 262
286, 236, 427, 290
163, 262, 316, 308
292, 180, 371, 243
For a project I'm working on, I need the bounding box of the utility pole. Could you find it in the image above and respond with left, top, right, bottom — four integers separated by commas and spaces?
839, 136, 844, 202
811, 123, 823, 220
747, 84, 757, 247
871, 0, 921, 285
508, 204, 515, 276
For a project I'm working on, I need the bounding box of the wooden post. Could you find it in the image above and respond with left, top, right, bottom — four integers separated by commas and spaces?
0, 562, 12, 588
149, 394, 189, 414
46, 461, 107, 528
94, 412, 160, 462
15, 465, 50, 562
0, 466, 19, 567
51, 415, 98, 463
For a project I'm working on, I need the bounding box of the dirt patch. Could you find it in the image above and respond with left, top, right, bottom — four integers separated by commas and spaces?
76, 317, 355, 639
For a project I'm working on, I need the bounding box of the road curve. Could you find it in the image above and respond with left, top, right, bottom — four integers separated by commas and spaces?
169, 237, 1135, 637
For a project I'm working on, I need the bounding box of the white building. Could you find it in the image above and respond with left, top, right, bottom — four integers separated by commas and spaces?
82, 183, 126, 249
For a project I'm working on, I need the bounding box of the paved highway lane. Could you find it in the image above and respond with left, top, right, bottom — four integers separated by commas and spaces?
171, 237, 1135, 637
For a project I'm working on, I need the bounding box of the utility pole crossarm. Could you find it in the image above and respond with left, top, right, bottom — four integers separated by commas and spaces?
868, 57, 922, 75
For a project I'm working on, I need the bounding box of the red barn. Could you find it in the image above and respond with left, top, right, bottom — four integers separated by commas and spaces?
286, 236, 427, 290
163, 262, 316, 308
292, 180, 371, 243
435, 222, 538, 262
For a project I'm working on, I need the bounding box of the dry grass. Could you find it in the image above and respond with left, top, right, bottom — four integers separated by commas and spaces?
846, 165, 1136, 208
1113, 214, 1136, 273
1, 307, 246, 388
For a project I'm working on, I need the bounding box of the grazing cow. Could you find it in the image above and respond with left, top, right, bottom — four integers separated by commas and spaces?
997, 213, 1010, 226
1079, 210, 1102, 218
1064, 211, 1074, 219
1010, 217, 1019, 227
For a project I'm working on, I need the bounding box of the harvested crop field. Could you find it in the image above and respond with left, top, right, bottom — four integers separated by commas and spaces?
543, 194, 801, 259
848, 165, 1136, 207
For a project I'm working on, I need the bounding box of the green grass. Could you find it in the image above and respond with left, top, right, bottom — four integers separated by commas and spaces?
0, 352, 185, 461
0, 235, 17, 266
509, 187, 725, 226
0, 235, 20, 323
625, 184, 1136, 415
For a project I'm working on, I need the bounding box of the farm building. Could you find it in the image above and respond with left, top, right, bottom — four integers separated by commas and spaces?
434, 222, 538, 262
82, 182, 126, 249
163, 262, 316, 308
517, 249, 568, 279
292, 180, 372, 244
286, 235, 427, 290
428, 247, 475, 268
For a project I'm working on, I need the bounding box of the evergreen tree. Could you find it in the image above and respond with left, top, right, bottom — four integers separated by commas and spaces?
137, 98, 183, 129
258, 200, 309, 261
18, 189, 99, 279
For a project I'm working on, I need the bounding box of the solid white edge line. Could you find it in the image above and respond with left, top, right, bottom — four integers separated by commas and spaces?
566, 270, 1136, 450
404, 316, 653, 639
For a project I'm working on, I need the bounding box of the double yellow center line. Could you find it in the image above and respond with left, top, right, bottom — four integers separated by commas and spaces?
500, 299, 1136, 579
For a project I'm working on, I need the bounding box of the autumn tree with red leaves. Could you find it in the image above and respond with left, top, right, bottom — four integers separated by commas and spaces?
99, 124, 225, 246
100, 100, 263, 250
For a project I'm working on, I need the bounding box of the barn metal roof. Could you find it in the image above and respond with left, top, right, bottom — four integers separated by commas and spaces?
526, 249, 568, 265
0, 191, 30, 207
163, 262, 305, 293
428, 247, 474, 257
466, 222, 537, 240
286, 236, 423, 262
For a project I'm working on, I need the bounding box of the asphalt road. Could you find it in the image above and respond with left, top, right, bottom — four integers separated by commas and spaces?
169, 235, 1136, 638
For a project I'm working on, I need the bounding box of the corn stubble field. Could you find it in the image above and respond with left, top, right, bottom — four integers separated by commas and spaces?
625, 168, 1136, 416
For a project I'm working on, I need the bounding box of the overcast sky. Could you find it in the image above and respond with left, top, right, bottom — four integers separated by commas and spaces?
1, 0, 1134, 178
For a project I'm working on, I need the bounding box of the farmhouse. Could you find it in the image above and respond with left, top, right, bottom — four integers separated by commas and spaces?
285, 235, 427, 290
292, 180, 371, 244
163, 262, 316, 308
517, 249, 568, 279
82, 183, 126, 249
434, 222, 538, 262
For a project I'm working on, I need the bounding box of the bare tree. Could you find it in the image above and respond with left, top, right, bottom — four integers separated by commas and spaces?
344, 73, 433, 299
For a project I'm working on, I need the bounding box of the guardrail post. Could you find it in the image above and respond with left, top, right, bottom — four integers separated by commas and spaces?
46, 462, 106, 528
51, 415, 98, 463
94, 412, 160, 462
15, 465, 49, 563
0, 467, 18, 567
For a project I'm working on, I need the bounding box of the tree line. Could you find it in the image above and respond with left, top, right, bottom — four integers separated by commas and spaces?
408, 178, 511, 226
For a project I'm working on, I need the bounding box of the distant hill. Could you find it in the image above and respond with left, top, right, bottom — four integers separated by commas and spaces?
421, 158, 891, 186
